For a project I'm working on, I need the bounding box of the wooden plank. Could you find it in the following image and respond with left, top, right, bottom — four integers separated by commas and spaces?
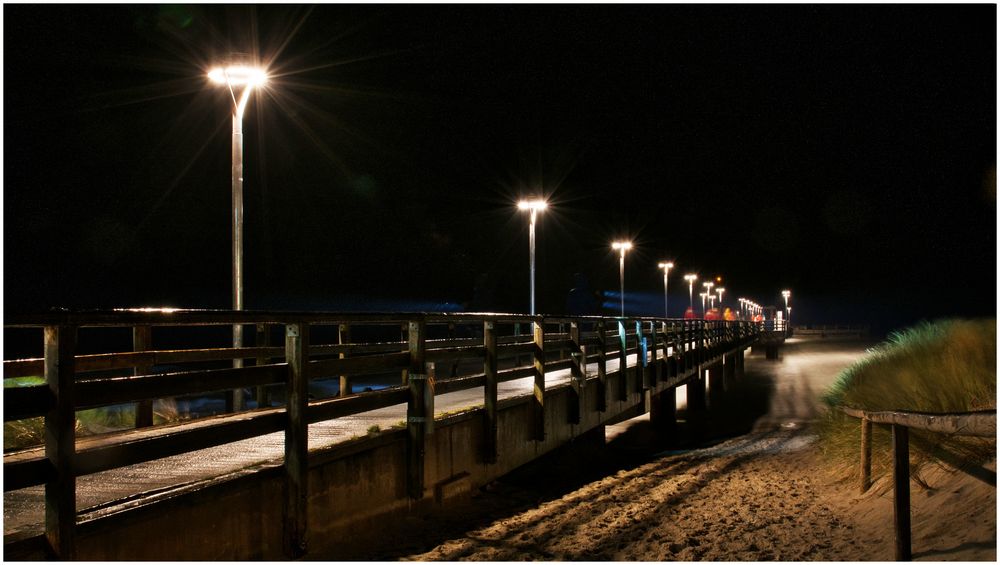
133, 326, 154, 428
892, 424, 912, 561
338, 323, 351, 398
284, 323, 309, 558
483, 321, 498, 464
840, 407, 997, 438
308, 387, 409, 423
533, 321, 546, 441
73, 364, 286, 409
45, 325, 76, 560
617, 321, 628, 401
426, 345, 486, 363
310, 352, 410, 378
256, 323, 271, 408
568, 322, 582, 425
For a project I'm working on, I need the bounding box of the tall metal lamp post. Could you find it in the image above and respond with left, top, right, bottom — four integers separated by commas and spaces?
782, 289, 792, 329
517, 199, 547, 315
208, 62, 267, 411
611, 241, 632, 317
684, 274, 698, 314
657, 261, 674, 318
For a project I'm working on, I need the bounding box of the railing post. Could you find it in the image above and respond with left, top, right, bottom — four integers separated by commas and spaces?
860, 416, 873, 493
617, 320, 628, 401
339, 323, 352, 396
255, 323, 270, 408
45, 325, 77, 560
568, 321, 583, 425
532, 319, 546, 441
133, 325, 154, 428
893, 424, 912, 561
284, 322, 309, 558
636, 320, 649, 392
483, 320, 498, 464
407, 319, 428, 497
596, 320, 608, 412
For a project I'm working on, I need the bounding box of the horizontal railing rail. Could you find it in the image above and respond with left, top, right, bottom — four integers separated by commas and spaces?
3, 309, 761, 559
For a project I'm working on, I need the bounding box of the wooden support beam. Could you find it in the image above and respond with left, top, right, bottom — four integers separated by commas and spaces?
617, 320, 628, 402
596, 321, 608, 412
132, 325, 153, 428
255, 323, 270, 408
283, 322, 309, 558
860, 417, 873, 493
339, 323, 351, 397
483, 320, 498, 464
45, 325, 77, 560
532, 321, 546, 442
407, 319, 428, 497
892, 424, 912, 561
636, 321, 649, 392
568, 322, 583, 425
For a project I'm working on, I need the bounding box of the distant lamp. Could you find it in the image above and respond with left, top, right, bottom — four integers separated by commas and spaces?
611, 241, 632, 316
684, 274, 698, 313
658, 261, 674, 318
517, 198, 548, 315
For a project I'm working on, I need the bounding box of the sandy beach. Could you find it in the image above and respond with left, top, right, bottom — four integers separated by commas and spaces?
363, 339, 996, 561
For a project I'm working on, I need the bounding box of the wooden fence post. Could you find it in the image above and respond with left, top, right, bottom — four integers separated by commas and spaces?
636, 320, 649, 392
339, 323, 351, 396
256, 323, 270, 408
532, 320, 546, 442
284, 322, 309, 558
407, 319, 428, 497
45, 325, 77, 560
483, 320, 498, 464
892, 424, 912, 561
568, 321, 583, 425
860, 417, 873, 493
617, 320, 628, 401
596, 321, 608, 412
133, 325, 153, 428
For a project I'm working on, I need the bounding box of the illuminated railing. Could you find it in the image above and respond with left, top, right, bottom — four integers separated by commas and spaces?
3, 309, 760, 558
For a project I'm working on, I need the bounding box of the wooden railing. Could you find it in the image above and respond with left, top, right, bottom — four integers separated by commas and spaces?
3, 309, 760, 558
841, 406, 996, 561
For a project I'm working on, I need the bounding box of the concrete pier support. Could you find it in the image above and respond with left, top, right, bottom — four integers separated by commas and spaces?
707, 363, 725, 408
650, 387, 677, 438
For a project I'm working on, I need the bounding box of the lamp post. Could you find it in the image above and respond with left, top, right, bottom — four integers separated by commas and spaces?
612, 241, 632, 317
658, 261, 674, 318
782, 290, 791, 319
700, 292, 708, 317
702, 281, 714, 317
716, 287, 725, 313
208, 61, 267, 411
684, 274, 698, 314
518, 199, 547, 315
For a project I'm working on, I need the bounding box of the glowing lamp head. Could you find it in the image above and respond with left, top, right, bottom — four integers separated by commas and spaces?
658, 261, 674, 270
611, 241, 632, 251
717, 287, 725, 294
208, 65, 268, 87
517, 199, 548, 212
782, 290, 791, 298
684, 274, 698, 283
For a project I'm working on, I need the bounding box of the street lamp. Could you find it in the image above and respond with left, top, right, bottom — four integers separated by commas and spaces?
611, 241, 632, 317
716, 287, 725, 315
657, 261, 674, 318
702, 281, 714, 316
518, 199, 547, 315
700, 292, 708, 316
684, 274, 698, 314
208, 60, 268, 410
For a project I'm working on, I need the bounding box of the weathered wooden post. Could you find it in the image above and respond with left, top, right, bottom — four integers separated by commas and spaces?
483, 320, 498, 464
45, 325, 77, 560
860, 417, 873, 493
636, 320, 649, 393
568, 321, 584, 425
284, 322, 309, 558
133, 325, 154, 428
596, 320, 608, 412
255, 323, 270, 408
339, 323, 351, 397
407, 319, 428, 497
532, 319, 546, 441
617, 320, 628, 401
892, 424, 912, 561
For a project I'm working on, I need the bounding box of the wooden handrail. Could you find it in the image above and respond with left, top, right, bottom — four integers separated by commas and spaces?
841, 407, 996, 438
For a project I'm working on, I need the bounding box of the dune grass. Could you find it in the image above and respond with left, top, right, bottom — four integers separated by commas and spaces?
818, 319, 996, 486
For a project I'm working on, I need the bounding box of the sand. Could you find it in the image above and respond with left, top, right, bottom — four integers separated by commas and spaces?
387, 340, 996, 562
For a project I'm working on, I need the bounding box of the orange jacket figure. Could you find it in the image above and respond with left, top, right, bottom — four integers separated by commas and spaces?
723, 307, 736, 321
684, 306, 696, 319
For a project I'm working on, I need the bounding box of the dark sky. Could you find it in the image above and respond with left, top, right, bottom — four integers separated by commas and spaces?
3, 4, 996, 334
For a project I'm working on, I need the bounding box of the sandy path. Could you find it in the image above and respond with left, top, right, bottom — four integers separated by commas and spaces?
398, 339, 995, 562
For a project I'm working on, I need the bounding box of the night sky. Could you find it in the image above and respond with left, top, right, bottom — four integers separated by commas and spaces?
3, 5, 996, 336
